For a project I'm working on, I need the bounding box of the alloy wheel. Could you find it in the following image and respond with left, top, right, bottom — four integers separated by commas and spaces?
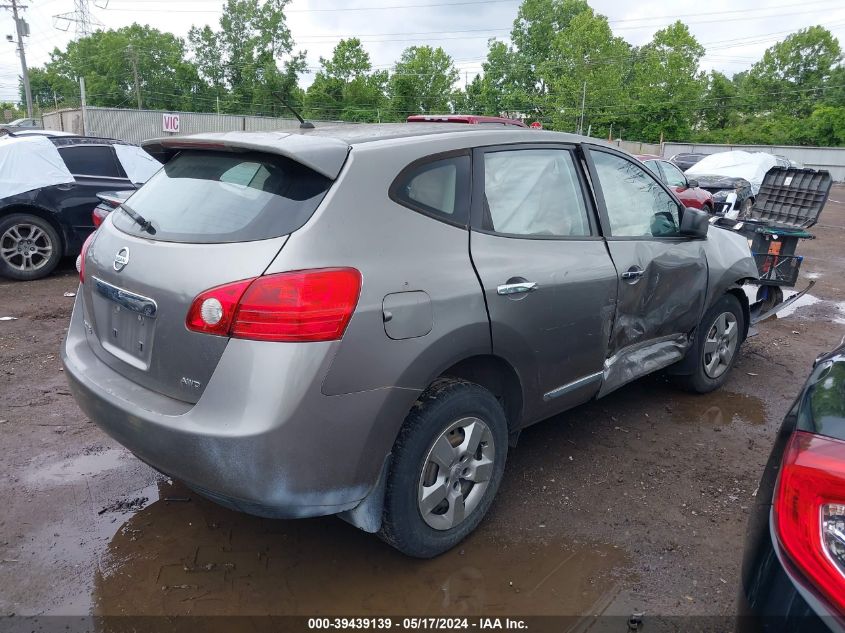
703, 311, 739, 379
1, 223, 54, 272
417, 416, 496, 531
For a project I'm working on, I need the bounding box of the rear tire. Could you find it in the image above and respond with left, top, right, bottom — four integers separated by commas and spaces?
379, 378, 508, 558
671, 294, 745, 394
0, 213, 62, 281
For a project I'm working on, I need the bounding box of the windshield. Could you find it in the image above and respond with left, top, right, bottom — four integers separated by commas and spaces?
112, 150, 332, 243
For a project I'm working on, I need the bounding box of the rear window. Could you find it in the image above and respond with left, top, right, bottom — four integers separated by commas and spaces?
799, 359, 845, 442
112, 150, 332, 243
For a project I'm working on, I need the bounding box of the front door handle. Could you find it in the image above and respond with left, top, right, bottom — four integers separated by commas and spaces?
497, 281, 538, 296
621, 267, 645, 282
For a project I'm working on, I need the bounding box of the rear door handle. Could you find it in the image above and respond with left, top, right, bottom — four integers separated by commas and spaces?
497, 281, 538, 296
621, 267, 645, 282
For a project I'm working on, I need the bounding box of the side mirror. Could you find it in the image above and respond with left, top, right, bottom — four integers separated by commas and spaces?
686, 178, 699, 188
680, 207, 709, 239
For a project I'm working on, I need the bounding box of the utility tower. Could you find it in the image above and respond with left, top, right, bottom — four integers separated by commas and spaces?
2, 0, 33, 118
53, 0, 103, 38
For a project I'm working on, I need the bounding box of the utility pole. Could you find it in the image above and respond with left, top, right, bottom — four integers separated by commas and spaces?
2, 0, 33, 118
79, 76, 87, 136
127, 45, 142, 109
577, 80, 586, 136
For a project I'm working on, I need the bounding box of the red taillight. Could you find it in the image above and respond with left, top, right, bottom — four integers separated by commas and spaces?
185, 278, 253, 337
186, 268, 362, 342
77, 232, 97, 283
774, 430, 845, 614
92, 206, 109, 228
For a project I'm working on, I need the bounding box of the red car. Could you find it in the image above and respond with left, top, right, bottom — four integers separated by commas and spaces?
406, 114, 527, 128
636, 154, 714, 212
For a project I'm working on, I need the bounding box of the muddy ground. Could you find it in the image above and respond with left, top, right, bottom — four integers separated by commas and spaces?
1, 188, 845, 627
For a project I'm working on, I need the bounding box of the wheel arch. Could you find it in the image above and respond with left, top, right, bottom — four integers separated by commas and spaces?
668, 283, 751, 377
726, 283, 752, 340
437, 354, 525, 436
0, 204, 68, 255
341, 354, 523, 536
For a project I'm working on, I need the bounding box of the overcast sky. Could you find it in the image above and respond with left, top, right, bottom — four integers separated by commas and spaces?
2, 0, 845, 104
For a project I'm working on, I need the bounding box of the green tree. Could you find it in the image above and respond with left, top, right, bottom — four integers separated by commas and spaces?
388, 46, 458, 119
628, 21, 705, 142
27, 25, 210, 111
508, 0, 590, 117
809, 106, 845, 145
188, 0, 306, 114
699, 70, 739, 132
305, 38, 387, 121
540, 5, 631, 134
745, 26, 842, 117
1, 101, 25, 121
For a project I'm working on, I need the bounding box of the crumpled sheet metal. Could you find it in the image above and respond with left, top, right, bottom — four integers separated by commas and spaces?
598, 333, 690, 398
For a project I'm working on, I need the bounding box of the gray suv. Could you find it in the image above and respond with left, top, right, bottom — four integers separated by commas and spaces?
62, 124, 758, 557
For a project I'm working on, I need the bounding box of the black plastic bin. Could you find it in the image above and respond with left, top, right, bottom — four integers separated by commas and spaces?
713, 166, 832, 289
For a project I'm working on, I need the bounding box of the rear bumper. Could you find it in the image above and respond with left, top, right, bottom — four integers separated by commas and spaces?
739, 507, 843, 633
61, 294, 420, 518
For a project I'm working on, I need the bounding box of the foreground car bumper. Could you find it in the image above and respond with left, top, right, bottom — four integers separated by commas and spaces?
739, 509, 843, 633
61, 294, 419, 518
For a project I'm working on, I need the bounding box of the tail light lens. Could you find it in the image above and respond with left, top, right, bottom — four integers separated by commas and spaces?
774, 430, 845, 614
92, 206, 109, 228
77, 231, 97, 283
186, 268, 361, 342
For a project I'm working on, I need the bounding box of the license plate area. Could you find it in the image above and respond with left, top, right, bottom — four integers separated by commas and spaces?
91, 277, 157, 370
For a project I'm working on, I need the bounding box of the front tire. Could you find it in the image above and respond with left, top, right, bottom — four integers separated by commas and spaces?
379, 378, 508, 558
671, 294, 745, 394
0, 213, 63, 281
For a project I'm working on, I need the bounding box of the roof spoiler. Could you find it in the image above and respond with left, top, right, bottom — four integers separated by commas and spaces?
142, 131, 350, 180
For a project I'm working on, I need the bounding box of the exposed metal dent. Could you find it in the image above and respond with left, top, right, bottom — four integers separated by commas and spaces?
598, 333, 691, 398
543, 371, 603, 402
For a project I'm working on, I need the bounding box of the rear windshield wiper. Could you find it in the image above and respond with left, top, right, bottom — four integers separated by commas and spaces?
118, 203, 156, 235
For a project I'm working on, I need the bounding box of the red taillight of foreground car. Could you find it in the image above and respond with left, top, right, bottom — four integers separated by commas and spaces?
186, 268, 362, 342
77, 231, 97, 284
774, 430, 845, 614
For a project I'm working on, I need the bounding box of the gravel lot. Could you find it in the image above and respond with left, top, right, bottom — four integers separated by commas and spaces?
1, 187, 844, 625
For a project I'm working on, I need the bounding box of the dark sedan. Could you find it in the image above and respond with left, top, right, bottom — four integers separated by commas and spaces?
739, 342, 845, 632
0, 134, 160, 280
670, 152, 708, 171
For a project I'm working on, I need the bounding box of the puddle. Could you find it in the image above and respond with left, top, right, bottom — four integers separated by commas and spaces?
667, 390, 766, 427
776, 294, 845, 324
85, 481, 627, 617
23, 448, 129, 486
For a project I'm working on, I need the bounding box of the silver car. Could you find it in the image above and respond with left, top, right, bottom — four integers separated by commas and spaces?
62, 124, 758, 557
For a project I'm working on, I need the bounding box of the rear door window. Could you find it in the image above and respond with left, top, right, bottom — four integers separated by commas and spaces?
112, 150, 332, 243
58, 145, 124, 178
481, 148, 591, 237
